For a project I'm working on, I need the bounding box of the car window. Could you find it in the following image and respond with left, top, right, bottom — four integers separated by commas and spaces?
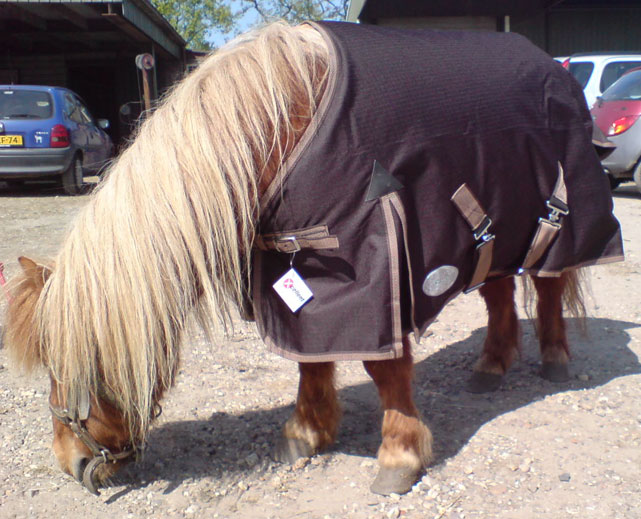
74, 97, 94, 124
569, 62, 594, 89
64, 94, 83, 123
0, 89, 53, 119
600, 61, 641, 93
602, 70, 641, 101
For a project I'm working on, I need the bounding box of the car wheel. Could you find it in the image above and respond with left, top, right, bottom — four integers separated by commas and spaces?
62, 156, 84, 195
634, 160, 641, 195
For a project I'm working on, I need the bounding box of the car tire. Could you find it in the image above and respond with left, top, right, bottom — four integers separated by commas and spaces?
634, 160, 641, 195
62, 156, 84, 196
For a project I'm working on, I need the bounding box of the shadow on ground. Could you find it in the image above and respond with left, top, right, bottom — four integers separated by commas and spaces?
0, 179, 98, 197
612, 183, 640, 200
110, 316, 640, 495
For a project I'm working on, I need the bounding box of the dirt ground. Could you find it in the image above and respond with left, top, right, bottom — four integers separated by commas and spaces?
1, 179, 640, 519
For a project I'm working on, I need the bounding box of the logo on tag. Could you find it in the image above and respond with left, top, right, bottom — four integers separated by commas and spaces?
273, 268, 313, 313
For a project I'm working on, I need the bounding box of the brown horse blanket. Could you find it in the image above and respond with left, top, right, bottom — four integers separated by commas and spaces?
251, 21, 624, 362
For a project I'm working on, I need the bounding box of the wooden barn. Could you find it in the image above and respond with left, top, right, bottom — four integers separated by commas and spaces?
0, 0, 188, 144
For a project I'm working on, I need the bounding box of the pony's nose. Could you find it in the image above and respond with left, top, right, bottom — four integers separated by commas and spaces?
71, 456, 90, 482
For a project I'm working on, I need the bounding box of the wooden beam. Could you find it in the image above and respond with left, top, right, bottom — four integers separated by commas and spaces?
0, 4, 47, 31
102, 12, 149, 43
50, 4, 89, 31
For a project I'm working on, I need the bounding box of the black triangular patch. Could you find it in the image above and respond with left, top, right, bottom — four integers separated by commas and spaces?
365, 161, 404, 202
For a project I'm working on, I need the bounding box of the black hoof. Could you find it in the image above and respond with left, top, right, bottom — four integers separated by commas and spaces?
370, 466, 420, 495
541, 362, 570, 382
274, 437, 315, 464
466, 371, 503, 393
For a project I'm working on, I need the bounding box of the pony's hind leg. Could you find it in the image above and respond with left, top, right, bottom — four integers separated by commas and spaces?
468, 276, 520, 393
532, 272, 571, 382
275, 362, 340, 463
363, 338, 432, 495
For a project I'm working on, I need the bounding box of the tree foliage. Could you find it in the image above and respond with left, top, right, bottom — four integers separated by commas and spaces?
241, 0, 349, 24
152, 0, 235, 50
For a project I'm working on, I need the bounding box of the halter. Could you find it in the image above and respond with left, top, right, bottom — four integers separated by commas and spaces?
48, 389, 145, 495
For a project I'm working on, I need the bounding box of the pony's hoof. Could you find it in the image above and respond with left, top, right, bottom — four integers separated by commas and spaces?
466, 371, 503, 393
541, 362, 569, 382
370, 466, 419, 495
274, 437, 315, 464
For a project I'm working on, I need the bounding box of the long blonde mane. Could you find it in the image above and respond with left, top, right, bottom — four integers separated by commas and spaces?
20, 22, 329, 444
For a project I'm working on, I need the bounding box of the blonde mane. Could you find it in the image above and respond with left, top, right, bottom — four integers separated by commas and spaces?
10, 21, 329, 444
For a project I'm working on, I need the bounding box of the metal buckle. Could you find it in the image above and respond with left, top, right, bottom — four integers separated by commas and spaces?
275, 236, 301, 253
473, 216, 494, 242
538, 216, 562, 229
545, 199, 569, 224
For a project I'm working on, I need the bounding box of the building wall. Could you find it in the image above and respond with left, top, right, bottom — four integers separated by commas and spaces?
377, 16, 498, 31
505, 8, 641, 56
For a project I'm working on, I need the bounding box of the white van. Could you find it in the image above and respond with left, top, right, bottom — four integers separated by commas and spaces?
563, 53, 641, 109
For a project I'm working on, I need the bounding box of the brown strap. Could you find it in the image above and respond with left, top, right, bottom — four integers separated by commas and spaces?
255, 225, 339, 253
451, 184, 495, 292
451, 184, 487, 232
521, 163, 568, 271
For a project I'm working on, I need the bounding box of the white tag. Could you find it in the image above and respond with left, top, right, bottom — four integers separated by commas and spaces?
273, 268, 313, 313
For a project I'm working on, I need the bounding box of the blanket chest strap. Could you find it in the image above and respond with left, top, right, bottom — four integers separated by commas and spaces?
255, 225, 339, 253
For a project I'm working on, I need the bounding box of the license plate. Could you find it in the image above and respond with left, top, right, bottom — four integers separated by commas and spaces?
0, 135, 23, 147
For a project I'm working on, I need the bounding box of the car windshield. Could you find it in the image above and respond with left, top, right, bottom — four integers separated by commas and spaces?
602, 70, 641, 101
0, 89, 54, 119
599, 61, 641, 93
569, 62, 594, 88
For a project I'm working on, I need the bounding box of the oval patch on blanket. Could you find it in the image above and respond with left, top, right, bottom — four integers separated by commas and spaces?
422, 266, 459, 296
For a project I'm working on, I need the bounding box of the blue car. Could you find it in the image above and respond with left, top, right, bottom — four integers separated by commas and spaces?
0, 85, 113, 194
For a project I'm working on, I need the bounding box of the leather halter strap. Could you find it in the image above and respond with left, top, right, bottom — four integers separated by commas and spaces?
49, 396, 140, 462
451, 183, 495, 292
49, 390, 144, 494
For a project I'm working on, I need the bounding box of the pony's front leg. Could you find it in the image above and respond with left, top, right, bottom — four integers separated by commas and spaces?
363, 339, 432, 495
532, 273, 571, 382
468, 276, 520, 393
275, 362, 340, 463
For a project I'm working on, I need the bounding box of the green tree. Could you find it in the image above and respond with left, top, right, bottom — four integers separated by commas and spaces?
241, 0, 349, 23
152, 0, 235, 50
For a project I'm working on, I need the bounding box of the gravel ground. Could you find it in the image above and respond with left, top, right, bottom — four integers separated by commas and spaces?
1, 179, 640, 519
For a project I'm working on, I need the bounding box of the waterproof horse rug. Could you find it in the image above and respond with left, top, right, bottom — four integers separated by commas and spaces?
252, 21, 623, 362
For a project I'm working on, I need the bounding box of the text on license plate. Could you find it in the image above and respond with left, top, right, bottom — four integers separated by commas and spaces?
0, 135, 23, 147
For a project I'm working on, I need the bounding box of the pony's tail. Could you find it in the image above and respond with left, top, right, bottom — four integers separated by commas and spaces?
562, 269, 587, 321
522, 268, 588, 325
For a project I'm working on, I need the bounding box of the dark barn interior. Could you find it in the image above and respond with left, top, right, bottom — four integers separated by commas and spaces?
0, 1, 188, 146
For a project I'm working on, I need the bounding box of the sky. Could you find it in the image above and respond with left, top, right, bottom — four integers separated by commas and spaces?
206, 1, 260, 48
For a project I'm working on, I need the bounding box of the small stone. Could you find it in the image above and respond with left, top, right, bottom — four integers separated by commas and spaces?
238, 481, 249, 491
292, 457, 309, 470
387, 506, 400, 518
389, 493, 401, 502
489, 484, 508, 495
519, 459, 532, 473
577, 374, 589, 382
271, 476, 282, 488
559, 473, 571, 482
245, 453, 260, 467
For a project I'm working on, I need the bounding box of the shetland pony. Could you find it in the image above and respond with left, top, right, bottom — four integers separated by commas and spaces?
5, 22, 587, 496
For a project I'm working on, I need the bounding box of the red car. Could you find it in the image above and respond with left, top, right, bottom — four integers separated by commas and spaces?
590, 69, 641, 192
